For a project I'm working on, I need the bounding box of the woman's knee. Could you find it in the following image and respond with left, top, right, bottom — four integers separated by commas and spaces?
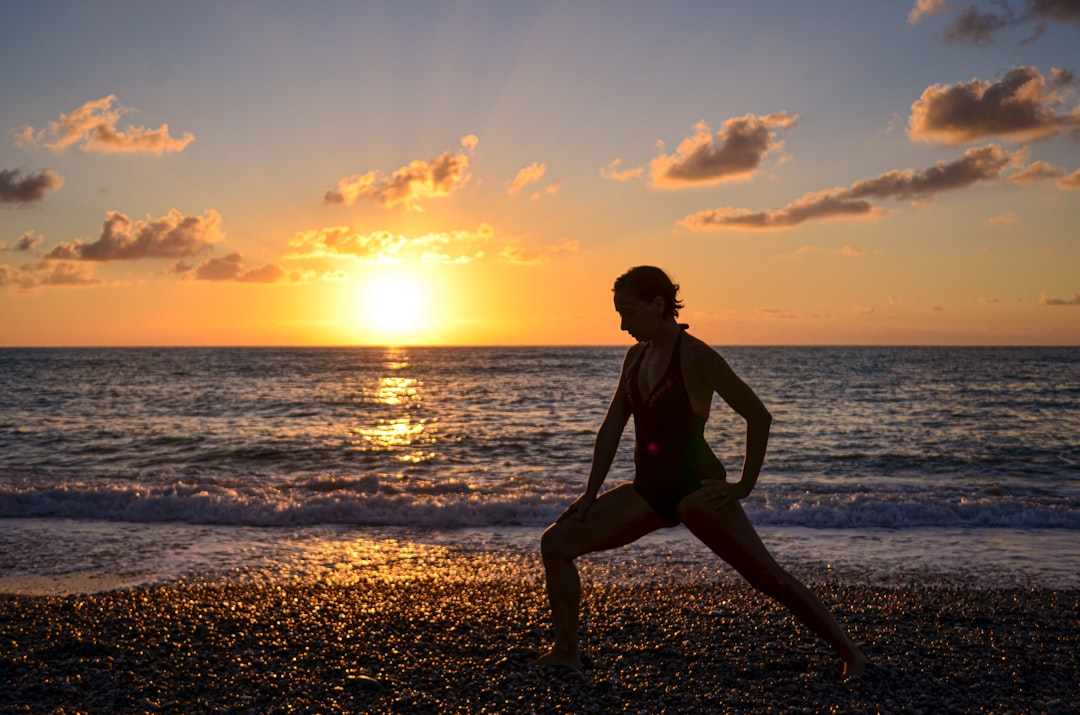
540, 522, 575, 563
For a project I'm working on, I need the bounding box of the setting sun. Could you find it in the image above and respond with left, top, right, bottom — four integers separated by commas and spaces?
358, 272, 432, 344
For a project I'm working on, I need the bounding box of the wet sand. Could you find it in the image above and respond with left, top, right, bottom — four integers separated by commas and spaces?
2, 559, 1077, 714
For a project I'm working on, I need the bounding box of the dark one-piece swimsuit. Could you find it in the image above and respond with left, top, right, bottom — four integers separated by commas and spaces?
624, 329, 726, 522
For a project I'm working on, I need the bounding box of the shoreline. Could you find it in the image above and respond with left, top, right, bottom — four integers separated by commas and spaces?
3, 560, 1077, 714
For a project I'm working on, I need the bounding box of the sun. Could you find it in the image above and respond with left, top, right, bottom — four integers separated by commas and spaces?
358, 272, 432, 343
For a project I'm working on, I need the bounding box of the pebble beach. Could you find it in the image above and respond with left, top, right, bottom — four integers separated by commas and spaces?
2, 553, 1077, 715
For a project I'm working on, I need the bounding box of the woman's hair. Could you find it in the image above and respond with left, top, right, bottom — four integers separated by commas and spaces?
613, 266, 684, 319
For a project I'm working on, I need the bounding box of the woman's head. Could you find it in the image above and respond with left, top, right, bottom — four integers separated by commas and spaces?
612, 266, 683, 320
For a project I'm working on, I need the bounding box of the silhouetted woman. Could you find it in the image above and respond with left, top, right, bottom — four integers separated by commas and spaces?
536, 266, 866, 677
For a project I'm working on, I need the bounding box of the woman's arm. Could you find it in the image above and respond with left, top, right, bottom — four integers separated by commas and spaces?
698, 346, 772, 506
557, 348, 635, 522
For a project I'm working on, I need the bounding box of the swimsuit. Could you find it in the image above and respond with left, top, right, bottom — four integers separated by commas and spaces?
623, 330, 726, 522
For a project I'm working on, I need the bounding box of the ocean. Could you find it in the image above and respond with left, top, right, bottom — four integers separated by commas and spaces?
1, 346, 1078, 594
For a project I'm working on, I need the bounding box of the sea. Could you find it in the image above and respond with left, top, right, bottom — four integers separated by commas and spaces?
1, 346, 1078, 594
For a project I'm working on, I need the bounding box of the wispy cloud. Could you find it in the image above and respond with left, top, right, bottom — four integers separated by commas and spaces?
0, 230, 45, 253
288, 222, 573, 266
782, 245, 865, 259
171, 253, 309, 283
0, 260, 103, 291
507, 162, 547, 195
908, 0, 950, 25
44, 209, 224, 261
986, 211, 1019, 224
499, 239, 579, 265
0, 167, 64, 204
908, 67, 1080, 145
324, 135, 477, 211
13, 95, 194, 155
600, 158, 644, 181
1058, 168, 1080, 188
650, 112, 798, 188
927, 0, 1080, 45
289, 224, 493, 265
1040, 291, 1080, 306
679, 144, 1013, 231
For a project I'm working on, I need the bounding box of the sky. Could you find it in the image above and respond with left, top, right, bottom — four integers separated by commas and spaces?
1, 0, 1078, 346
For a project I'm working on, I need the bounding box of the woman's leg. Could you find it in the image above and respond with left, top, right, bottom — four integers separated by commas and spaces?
676, 492, 867, 676
537, 483, 674, 669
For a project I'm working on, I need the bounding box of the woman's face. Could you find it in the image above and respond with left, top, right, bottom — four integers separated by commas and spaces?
614, 290, 664, 342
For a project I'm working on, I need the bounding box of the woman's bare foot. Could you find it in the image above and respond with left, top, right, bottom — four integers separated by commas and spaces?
842, 647, 868, 678
530, 648, 583, 672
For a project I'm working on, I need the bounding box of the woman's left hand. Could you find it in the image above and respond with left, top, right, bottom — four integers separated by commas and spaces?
699, 479, 750, 511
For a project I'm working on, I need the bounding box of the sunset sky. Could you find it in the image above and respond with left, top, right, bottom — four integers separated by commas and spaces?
2, 1, 1078, 346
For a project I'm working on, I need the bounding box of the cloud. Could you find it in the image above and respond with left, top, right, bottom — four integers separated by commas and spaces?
909, 0, 951, 25
0, 230, 45, 252
0, 167, 64, 204
1009, 159, 1067, 184
288, 222, 571, 266
600, 158, 644, 181
171, 253, 307, 283
507, 162, 547, 195
499, 239, 580, 265
756, 307, 798, 320
325, 135, 477, 211
45, 209, 223, 261
1058, 168, 1080, 188
289, 224, 493, 265
14, 95, 194, 155
978, 296, 1000, 304
0, 260, 103, 291
532, 180, 562, 199
1040, 291, 1080, 306
928, 0, 1080, 45
783, 245, 864, 259
679, 144, 1012, 231
907, 67, 1080, 145
847, 144, 1012, 198
649, 112, 798, 188
986, 211, 1019, 224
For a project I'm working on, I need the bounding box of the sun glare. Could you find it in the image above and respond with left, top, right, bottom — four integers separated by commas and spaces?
358, 273, 432, 344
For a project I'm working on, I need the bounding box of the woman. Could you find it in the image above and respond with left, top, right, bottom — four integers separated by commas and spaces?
536, 266, 866, 677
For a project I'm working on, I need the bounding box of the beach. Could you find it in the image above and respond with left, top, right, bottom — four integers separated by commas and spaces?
3, 553, 1077, 715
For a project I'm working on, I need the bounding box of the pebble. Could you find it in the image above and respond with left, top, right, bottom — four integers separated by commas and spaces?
1, 561, 1077, 714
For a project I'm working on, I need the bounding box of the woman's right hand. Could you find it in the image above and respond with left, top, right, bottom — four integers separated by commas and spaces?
556, 492, 597, 523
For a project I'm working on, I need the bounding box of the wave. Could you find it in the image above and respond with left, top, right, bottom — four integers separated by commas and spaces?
1, 477, 1076, 530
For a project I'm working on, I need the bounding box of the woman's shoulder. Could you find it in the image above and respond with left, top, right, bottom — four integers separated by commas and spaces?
681, 332, 729, 372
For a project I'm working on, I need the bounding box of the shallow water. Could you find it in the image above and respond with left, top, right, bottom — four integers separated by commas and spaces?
1, 346, 1077, 594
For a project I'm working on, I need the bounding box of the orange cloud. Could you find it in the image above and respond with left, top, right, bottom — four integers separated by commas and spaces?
1040, 291, 1080, 306
0, 231, 45, 253
679, 145, 1012, 231
289, 224, 493, 265
1010, 159, 1067, 184
600, 158, 644, 181
650, 112, 798, 188
908, 0, 950, 25
44, 209, 224, 261
0, 167, 64, 204
289, 223, 572, 266
1058, 168, 1080, 189
507, 162, 547, 195
0, 260, 103, 291
986, 212, 1019, 224
499, 239, 580, 265
325, 135, 477, 211
785, 245, 864, 258
907, 67, 1080, 145
171, 253, 308, 283
14, 95, 194, 155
